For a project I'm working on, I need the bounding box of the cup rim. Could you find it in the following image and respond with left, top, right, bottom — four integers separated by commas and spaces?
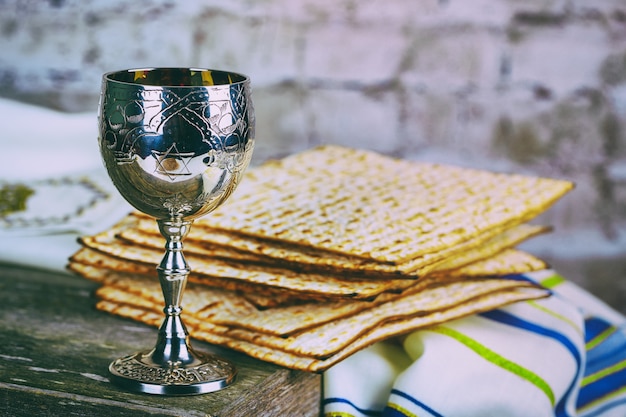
102, 67, 250, 87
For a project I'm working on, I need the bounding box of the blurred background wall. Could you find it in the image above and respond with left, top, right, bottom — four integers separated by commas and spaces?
1, 0, 626, 309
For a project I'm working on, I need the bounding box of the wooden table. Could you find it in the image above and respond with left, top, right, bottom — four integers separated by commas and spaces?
0, 264, 321, 416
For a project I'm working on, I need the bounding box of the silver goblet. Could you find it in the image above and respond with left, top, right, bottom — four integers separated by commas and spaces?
98, 68, 255, 395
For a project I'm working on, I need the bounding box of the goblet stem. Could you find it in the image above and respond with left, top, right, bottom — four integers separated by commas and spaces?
153, 218, 193, 365
107, 217, 237, 395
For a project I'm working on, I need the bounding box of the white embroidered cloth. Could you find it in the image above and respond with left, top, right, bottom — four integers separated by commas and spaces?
0, 98, 131, 271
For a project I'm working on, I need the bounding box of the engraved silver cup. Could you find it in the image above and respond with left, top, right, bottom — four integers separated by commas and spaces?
98, 68, 255, 395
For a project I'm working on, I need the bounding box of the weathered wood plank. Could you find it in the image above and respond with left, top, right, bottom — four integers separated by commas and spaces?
0, 264, 321, 416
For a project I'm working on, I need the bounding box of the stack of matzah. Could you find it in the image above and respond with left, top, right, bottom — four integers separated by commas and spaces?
68, 145, 574, 372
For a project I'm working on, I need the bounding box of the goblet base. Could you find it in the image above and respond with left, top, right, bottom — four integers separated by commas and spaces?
109, 349, 237, 395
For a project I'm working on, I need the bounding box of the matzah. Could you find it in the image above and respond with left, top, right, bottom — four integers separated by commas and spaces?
95, 284, 549, 372
124, 214, 548, 276
73, 229, 548, 301
76, 234, 417, 299
197, 146, 572, 264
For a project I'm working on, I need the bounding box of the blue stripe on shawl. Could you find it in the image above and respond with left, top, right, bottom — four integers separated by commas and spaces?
479, 309, 582, 417
322, 397, 382, 416
381, 406, 408, 417
580, 397, 626, 417
383, 388, 444, 417
584, 317, 615, 344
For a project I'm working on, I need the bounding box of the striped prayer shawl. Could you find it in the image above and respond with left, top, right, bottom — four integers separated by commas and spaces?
323, 271, 626, 417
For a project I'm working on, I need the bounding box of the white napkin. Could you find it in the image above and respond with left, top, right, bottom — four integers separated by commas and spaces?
0, 98, 102, 181
0, 98, 131, 273
323, 270, 626, 417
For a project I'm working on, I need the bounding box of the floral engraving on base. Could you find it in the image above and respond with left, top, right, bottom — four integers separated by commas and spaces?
112, 353, 236, 385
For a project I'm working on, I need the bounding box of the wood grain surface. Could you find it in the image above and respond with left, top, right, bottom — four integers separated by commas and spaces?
0, 264, 321, 416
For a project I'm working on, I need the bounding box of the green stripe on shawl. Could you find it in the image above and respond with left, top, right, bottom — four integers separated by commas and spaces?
582, 358, 626, 387
427, 325, 555, 406
539, 274, 565, 289
527, 300, 583, 337
586, 326, 616, 351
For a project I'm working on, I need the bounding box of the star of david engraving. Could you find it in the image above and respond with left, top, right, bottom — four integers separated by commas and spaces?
152, 144, 194, 181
